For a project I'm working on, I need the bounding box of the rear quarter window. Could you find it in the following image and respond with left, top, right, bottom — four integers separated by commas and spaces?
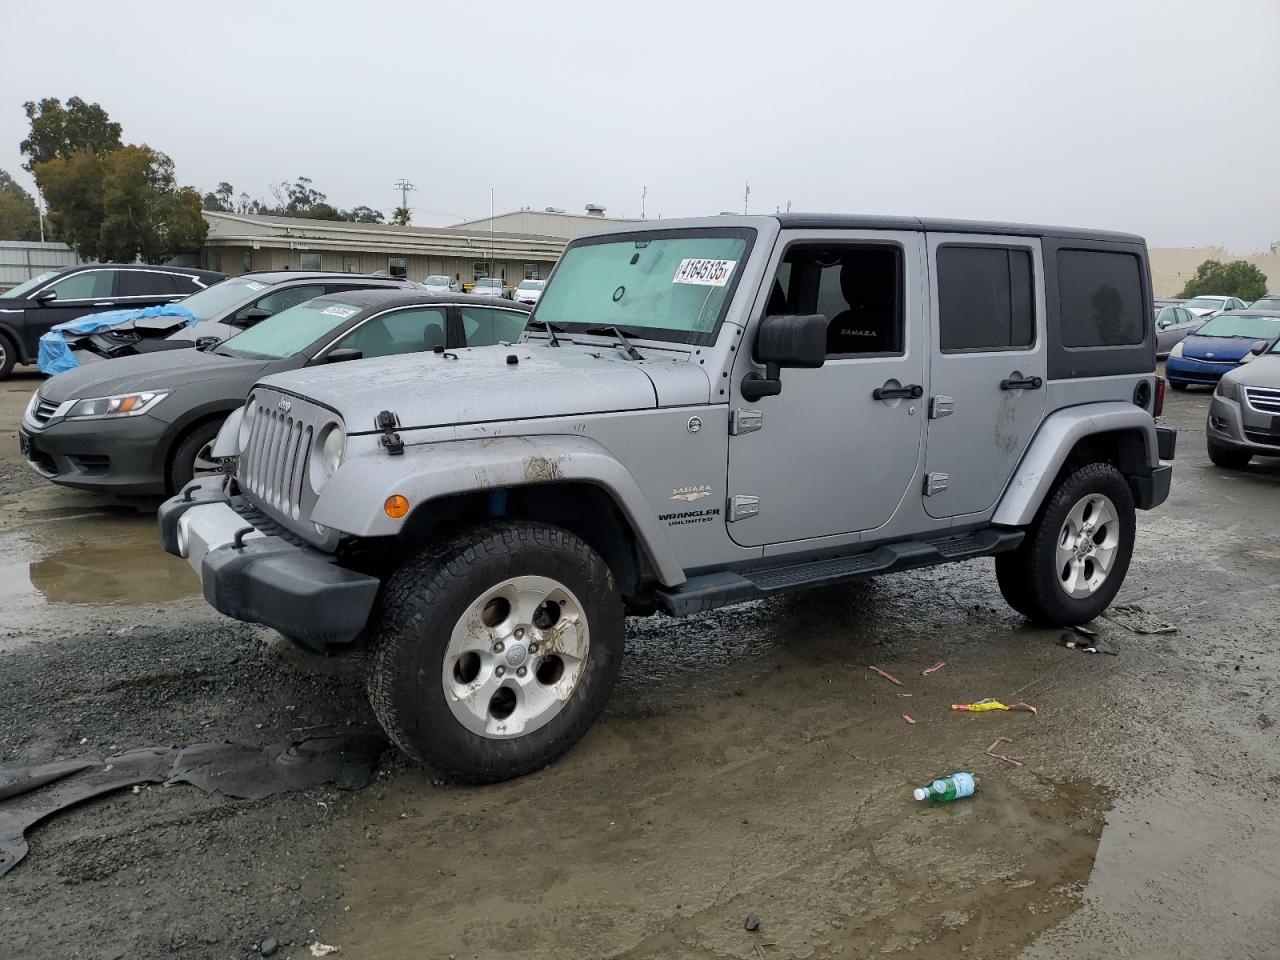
1057, 250, 1145, 347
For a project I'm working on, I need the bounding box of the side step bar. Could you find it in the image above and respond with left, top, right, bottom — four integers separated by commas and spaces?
655, 528, 1024, 617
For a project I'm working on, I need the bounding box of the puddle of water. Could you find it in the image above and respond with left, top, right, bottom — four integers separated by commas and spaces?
0, 515, 197, 648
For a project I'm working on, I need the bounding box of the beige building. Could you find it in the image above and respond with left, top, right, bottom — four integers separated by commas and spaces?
1148, 244, 1280, 298
198, 208, 630, 287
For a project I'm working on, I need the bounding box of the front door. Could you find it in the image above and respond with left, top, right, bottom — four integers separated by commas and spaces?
727, 231, 926, 547
22, 267, 118, 356
923, 234, 1047, 519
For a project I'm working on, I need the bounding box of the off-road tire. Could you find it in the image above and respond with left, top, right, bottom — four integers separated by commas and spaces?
996, 462, 1136, 626
1207, 440, 1252, 470
366, 521, 624, 783
167, 420, 224, 494
0, 332, 17, 381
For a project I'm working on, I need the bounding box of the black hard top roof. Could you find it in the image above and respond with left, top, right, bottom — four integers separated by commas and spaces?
772, 213, 1144, 244
307, 289, 533, 313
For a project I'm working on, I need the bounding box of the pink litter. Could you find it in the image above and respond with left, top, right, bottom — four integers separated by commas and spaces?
868, 666, 904, 686
921, 661, 946, 676
901, 714, 916, 725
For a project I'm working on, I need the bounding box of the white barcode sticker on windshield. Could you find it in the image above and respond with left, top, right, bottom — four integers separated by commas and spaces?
673, 258, 737, 287
320, 305, 359, 318
243, 281, 266, 291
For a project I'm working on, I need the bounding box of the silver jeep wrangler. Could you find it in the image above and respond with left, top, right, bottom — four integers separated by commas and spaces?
160, 215, 1175, 782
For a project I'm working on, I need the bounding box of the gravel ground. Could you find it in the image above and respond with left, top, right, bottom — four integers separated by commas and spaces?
2, 364, 1279, 960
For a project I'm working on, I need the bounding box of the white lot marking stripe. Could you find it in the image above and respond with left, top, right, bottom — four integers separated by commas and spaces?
673, 258, 737, 287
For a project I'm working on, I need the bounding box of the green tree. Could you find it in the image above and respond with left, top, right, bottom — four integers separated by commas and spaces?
1178, 259, 1269, 302
0, 170, 42, 241
19, 97, 122, 170
35, 148, 106, 258
201, 181, 235, 212
347, 205, 385, 224
391, 206, 411, 226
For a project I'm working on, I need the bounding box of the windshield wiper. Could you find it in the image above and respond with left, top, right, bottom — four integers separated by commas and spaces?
527, 318, 565, 347
583, 325, 644, 360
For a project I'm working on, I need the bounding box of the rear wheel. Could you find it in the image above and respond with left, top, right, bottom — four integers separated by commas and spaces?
167, 420, 224, 493
996, 463, 1135, 626
367, 521, 624, 783
0, 332, 16, 381
1207, 440, 1252, 470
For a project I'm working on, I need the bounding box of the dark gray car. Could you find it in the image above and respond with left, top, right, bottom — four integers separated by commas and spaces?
19, 291, 530, 494
1206, 340, 1280, 468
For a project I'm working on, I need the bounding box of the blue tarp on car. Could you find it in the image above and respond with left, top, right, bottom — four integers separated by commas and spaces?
38, 305, 197, 375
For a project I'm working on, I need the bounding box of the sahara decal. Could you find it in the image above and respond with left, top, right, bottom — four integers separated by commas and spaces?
670, 484, 713, 503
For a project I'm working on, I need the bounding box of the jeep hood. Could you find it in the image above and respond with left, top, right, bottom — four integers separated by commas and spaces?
258, 344, 710, 432
38, 348, 271, 404
1180, 334, 1257, 363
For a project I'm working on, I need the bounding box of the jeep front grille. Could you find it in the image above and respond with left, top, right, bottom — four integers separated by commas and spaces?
1245, 386, 1280, 415
237, 387, 334, 540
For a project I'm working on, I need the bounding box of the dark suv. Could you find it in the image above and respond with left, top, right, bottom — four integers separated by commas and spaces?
66, 271, 417, 366
0, 263, 225, 379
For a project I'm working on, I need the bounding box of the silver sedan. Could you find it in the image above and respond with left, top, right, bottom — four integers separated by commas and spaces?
1155, 305, 1200, 358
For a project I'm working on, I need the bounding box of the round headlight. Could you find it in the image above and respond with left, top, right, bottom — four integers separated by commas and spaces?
311, 422, 346, 491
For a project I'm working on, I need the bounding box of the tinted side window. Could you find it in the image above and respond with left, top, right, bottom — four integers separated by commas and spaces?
461, 306, 528, 346
119, 270, 178, 297
48, 270, 113, 300
937, 246, 1034, 351
335, 307, 447, 358
769, 244, 903, 356
1058, 250, 1144, 347
236, 284, 326, 321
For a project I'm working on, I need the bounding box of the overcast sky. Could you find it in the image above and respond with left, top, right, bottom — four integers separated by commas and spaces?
1, 0, 1276, 250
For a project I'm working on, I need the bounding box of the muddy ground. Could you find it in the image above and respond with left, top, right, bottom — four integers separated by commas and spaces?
2, 364, 1278, 960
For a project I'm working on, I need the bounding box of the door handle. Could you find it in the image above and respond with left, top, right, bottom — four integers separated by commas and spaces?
999, 375, 1043, 391
873, 383, 923, 401
93, 301, 116, 307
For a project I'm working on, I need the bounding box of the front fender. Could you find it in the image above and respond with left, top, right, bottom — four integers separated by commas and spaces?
993, 402, 1160, 527
312, 434, 686, 586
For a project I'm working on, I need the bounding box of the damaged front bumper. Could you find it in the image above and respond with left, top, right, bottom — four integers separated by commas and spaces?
159, 478, 380, 649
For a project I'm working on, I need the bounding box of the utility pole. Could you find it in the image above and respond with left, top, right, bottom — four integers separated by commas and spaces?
393, 178, 415, 210
37, 187, 45, 243
744, 182, 750, 215
641, 185, 647, 220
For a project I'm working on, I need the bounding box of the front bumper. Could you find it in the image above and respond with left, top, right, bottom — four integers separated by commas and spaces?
1207, 394, 1280, 457
19, 412, 170, 495
1166, 355, 1238, 385
159, 479, 381, 649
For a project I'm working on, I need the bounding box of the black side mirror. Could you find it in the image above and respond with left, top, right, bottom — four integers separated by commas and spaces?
741, 313, 827, 402
323, 348, 363, 364
34, 289, 56, 304
1251, 340, 1270, 355
236, 307, 274, 328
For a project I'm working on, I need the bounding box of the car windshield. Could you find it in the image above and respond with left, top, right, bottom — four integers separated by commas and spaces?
1192, 313, 1280, 339
424, 275, 451, 286
177, 277, 277, 321
1251, 297, 1280, 309
532, 230, 753, 343
216, 300, 363, 359
476, 279, 501, 287
1185, 297, 1226, 310
0, 271, 59, 299
518, 280, 544, 290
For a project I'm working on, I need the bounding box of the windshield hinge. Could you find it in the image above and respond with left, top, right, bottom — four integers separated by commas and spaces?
376, 409, 404, 456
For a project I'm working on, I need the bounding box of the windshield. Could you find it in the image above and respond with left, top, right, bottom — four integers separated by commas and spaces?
0, 271, 59, 299
423, 275, 451, 286
177, 277, 275, 320
475, 279, 502, 287
518, 280, 544, 290
1185, 297, 1226, 310
532, 230, 753, 343
217, 300, 363, 359
1251, 297, 1280, 309
1192, 313, 1280, 339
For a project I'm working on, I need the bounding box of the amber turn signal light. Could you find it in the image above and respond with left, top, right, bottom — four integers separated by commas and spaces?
384, 495, 410, 519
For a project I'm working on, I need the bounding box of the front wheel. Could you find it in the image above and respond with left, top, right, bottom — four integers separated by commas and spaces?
996, 463, 1136, 626
366, 521, 624, 783
0, 332, 16, 381
167, 420, 225, 493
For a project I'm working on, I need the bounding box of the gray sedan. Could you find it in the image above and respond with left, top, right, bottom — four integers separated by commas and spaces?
19, 291, 529, 495
1155, 305, 1200, 358
1206, 340, 1280, 468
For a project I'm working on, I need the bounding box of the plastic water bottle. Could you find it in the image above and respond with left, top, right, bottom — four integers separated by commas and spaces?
913, 772, 979, 803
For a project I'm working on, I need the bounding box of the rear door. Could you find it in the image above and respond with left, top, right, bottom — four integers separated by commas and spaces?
923, 234, 1047, 519
117, 269, 183, 305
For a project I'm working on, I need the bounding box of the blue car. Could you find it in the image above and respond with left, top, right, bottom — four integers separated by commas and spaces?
1166, 309, 1280, 389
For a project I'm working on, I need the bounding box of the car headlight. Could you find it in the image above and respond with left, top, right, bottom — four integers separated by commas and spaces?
1169, 342, 1184, 359
311, 422, 346, 490
65, 392, 168, 419
1216, 377, 1240, 401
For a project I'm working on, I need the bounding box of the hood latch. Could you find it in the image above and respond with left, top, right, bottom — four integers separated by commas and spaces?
376, 409, 404, 456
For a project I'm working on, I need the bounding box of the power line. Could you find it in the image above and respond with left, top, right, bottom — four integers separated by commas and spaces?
393, 178, 415, 210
